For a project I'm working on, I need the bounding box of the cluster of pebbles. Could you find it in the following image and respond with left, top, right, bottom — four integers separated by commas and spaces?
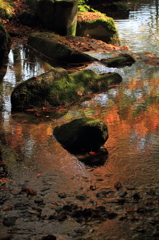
1, 160, 159, 240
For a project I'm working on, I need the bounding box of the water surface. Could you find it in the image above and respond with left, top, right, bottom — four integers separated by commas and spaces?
1, 0, 159, 217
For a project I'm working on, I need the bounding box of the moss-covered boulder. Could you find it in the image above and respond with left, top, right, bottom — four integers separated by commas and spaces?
27, 32, 97, 63
101, 54, 136, 67
26, 0, 78, 36
11, 67, 122, 111
77, 12, 120, 44
0, 21, 10, 66
53, 118, 108, 152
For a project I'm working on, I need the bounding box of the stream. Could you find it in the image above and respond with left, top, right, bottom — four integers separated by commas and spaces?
1, 0, 159, 239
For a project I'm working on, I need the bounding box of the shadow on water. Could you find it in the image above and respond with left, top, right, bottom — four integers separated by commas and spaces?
69, 148, 108, 167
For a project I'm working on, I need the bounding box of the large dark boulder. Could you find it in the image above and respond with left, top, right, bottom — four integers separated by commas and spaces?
11, 67, 122, 111
27, 32, 97, 63
0, 21, 10, 66
26, 0, 78, 36
53, 118, 108, 152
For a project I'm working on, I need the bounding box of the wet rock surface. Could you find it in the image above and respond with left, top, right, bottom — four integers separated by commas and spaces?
53, 118, 108, 152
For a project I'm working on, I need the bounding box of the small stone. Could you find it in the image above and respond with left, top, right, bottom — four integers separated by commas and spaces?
118, 191, 127, 198
0, 235, 13, 240
114, 181, 122, 190
14, 202, 30, 210
74, 227, 86, 234
90, 185, 96, 191
34, 197, 44, 204
58, 192, 67, 198
76, 194, 87, 201
32, 206, 42, 212
41, 187, 50, 192
133, 193, 141, 201
96, 178, 104, 181
42, 235, 56, 240
3, 216, 17, 226
146, 189, 156, 196
125, 186, 135, 190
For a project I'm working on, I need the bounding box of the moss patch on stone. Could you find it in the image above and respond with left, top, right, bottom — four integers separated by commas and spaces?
101, 54, 136, 68
77, 12, 120, 44
11, 67, 122, 111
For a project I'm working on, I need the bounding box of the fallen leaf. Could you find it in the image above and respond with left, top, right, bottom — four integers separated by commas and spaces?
28, 210, 40, 215
89, 151, 97, 155
21, 187, 37, 196
77, 91, 83, 96
2, 206, 13, 211
114, 181, 122, 190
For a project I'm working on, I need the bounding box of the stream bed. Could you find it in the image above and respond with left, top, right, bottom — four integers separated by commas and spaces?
1, 0, 159, 239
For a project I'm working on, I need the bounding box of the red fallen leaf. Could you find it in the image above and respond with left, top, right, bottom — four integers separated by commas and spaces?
35, 113, 42, 117
37, 173, 41, 178
28, 210, 40, 215
89, 151, 97, 155
0, 187, 10, 191
25, 109, 38, 112
126, 208, 136, 213
21, 187, 37, 196
0, 178, 9, 186
114, 181, 122, 190
41, 107, 47, 111
2, 206, 13, 211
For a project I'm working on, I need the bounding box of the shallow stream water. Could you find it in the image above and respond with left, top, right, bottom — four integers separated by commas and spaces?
1, 0, 159, 239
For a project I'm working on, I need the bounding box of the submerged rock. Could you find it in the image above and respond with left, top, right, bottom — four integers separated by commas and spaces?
53, 117, 108, 152
101, 54, 136, 67
11, 67, 122, 111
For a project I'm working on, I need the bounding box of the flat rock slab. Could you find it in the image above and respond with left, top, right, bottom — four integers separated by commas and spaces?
101, 53, 136, 67
27, 32, 97, 63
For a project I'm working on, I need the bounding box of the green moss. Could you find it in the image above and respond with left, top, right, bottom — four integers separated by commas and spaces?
67, 18, 77, 36
78, 0, 97, 12
11, 67, 122, 110
102, 54, 135, 67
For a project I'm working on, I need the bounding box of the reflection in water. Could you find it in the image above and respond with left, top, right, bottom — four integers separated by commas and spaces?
1, 0, 159, 205
115, 0, 159, 54
68, 148, 108, 167
1, 45, 52, 119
